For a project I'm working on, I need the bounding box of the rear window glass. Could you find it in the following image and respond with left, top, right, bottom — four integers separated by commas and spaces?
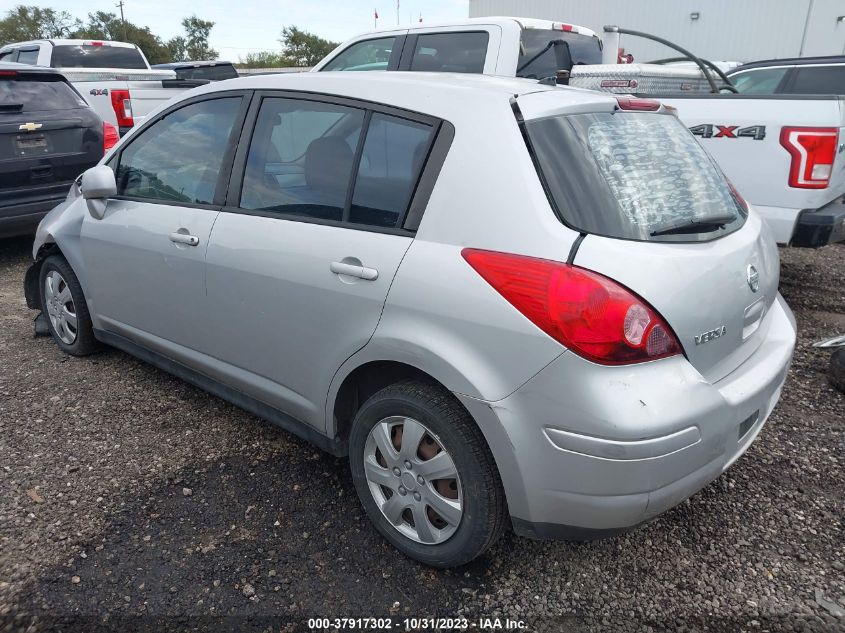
51, 44, 147, 69
525, 112, 746, 242
518, 29, 602, 79
175, 64, 239, 81
0, 75, 86, 112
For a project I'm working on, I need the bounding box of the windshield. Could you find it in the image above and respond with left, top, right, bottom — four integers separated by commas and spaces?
51, 44, 147, 69
517, 28, 602, 79
0, 75, 86, 111
524, 111, 746, 242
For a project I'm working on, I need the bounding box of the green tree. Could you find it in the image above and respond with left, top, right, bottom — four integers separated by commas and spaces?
178, 15, 218, 60
236, 50, 288, 68
73, 11, 171, 64
279, 26, 338, 67
0, 5, 80, 44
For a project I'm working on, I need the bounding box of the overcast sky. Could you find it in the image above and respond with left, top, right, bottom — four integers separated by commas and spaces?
40, 0, 470, 60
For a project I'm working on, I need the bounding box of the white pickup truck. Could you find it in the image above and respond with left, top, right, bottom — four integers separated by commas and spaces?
314, 17, 845, 247
0, 39, 190, 136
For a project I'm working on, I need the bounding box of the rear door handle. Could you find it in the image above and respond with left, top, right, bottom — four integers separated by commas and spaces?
169, 232, 199, 247
330, 261, 379, 281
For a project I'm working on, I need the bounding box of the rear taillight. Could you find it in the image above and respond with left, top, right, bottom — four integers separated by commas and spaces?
103, 121, 119, 153
779, 126, 838, 189
110, 89, 134, 128
615, 96, 660, 111
462, 249, 683, 365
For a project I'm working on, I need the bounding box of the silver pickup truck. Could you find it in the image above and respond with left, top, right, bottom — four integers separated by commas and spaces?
0, 39, 192, 136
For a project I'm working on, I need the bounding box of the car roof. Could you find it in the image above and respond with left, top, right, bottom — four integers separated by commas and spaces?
730, 55, 845, 73
152, 61, 234, 69
344, 15, 597, 39
1, 39, 138, 49
189, 71, 616, 121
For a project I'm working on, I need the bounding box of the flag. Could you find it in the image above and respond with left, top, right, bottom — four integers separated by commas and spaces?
374, 8, 378, 18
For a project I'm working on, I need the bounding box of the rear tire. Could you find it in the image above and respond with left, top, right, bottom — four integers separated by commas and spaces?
349, 379, 506, 568
39, 255, 98, 356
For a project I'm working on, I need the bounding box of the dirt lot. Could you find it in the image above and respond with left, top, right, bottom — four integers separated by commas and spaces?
0, 235, 842, 632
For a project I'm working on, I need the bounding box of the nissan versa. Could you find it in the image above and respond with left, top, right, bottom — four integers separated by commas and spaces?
24, 73, 796, 567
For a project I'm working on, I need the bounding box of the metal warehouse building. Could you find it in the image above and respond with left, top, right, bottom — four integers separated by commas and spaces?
469, 0, 845, 62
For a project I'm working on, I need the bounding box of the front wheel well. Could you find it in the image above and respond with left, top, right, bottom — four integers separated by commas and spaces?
332, 361, 450, 445
24, 241, 62, 310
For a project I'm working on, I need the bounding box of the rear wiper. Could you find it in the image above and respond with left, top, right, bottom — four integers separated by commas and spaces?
649, 214, 736, 237
0, 104, 24, 112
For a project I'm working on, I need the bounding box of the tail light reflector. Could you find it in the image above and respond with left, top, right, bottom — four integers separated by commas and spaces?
615, 96, 661, 111
110, 88, 134, 128
462, 249, 683, 365
103, 121, 119, 153
779, 126, 838, 189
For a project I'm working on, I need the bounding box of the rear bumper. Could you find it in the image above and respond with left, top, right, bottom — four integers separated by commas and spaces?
457, 294, 796, 539
792, 201, 845, 248
0, 194, 66, 238
754, 201, 845, 247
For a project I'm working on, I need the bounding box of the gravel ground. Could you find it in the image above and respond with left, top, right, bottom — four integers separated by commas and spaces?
0, 235, 842, 632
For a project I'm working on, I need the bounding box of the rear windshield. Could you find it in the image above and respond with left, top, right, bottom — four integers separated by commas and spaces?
0, 75, 87, 112
525, 112, 746, 242
175, 64, 239, 81
517, 28, 602, 79
51, 44, 147, 69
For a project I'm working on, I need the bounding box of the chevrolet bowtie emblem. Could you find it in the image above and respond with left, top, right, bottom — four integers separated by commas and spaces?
19, 122, 42, 132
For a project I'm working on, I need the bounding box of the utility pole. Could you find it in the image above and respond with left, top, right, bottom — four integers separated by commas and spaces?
116, 0, 127, 41
396, 0, 399, 26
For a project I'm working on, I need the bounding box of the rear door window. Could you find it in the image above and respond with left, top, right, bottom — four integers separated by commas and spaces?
51, 44, 147, 69
239, 97, 434, 229
321, 37, 397, 71
525, 112, 746, 242
240, 98, 365, 220
409, 32, 488, 73
350, 113, 433, 227
787, 66, 845, 94
0, 74, 87, 112
731, 67, 789, 94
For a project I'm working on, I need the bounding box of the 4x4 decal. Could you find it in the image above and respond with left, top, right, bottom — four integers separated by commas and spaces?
689, 124, 766, 140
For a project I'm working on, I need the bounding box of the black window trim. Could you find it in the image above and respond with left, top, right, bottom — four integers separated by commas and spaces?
397, 29, 490, 72
320, 34, 406, 72
222, 88, 451, 236
108, 89, 254, 211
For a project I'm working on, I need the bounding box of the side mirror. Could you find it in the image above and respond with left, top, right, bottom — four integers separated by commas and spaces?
81, 165, 117, 219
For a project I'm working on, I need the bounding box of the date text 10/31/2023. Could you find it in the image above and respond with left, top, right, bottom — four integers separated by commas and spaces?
307, 617, 528, 630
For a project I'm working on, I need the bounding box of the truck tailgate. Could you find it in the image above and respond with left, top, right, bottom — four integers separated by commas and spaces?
664, 94, 845, 214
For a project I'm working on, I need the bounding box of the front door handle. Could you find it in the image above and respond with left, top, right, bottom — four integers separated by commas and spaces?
170, 232, 199, 247
330, 261, 379, 281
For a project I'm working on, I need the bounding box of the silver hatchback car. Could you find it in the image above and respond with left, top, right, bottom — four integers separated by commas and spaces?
25, 73, 796, 567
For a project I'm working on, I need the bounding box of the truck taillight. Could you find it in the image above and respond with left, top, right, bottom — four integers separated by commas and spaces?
110, 89, 134, 129
779, 126, 838, 189
103, 121, 119, 153
462, 249, 683, 365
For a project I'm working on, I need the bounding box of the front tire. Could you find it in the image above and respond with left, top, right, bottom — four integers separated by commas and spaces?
349, 380, 506, 567
39, 255, 98, 356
